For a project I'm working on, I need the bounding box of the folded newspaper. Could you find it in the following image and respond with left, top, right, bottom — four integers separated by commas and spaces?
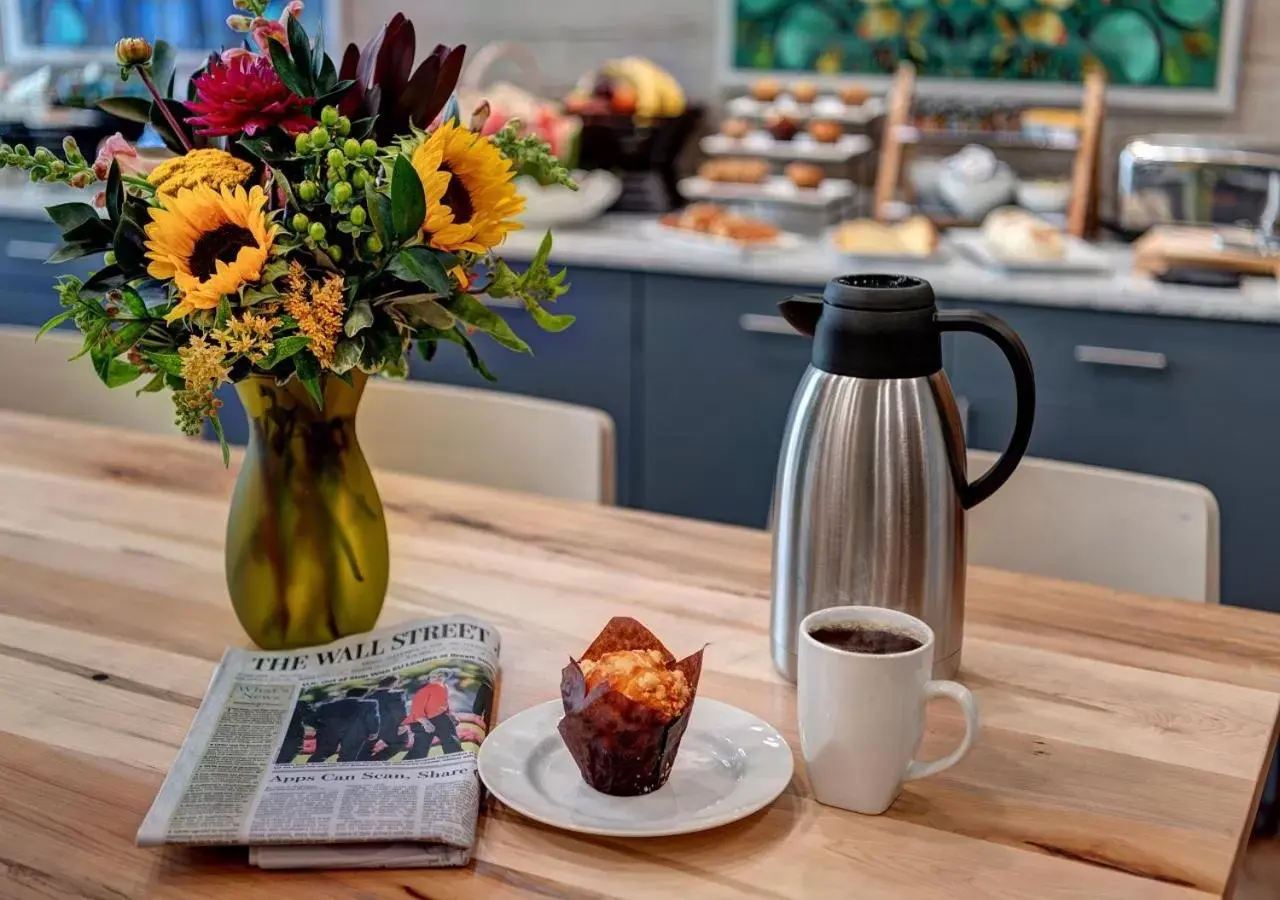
137, 615, 500, 869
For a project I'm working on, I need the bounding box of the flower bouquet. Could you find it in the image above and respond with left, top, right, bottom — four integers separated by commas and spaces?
3, 1, 576, 650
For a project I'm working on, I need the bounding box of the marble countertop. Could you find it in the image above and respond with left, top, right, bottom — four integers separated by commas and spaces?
501, 215, 1280, 324
4, 183, 1279, 324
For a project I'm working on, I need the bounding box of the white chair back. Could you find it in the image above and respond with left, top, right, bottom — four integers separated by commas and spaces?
967, 450, 1220, 604
359, 378, 616, 504
0, 325, 176, 435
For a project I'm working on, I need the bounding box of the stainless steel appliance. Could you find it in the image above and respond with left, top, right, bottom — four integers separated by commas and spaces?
1118, 134, 1280, 234
770, 275, 1036, 680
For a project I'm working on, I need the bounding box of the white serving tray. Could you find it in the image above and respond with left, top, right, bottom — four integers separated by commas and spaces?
948, 228, 1115, 275
701, 131, 872, 164
643, 218, 806, 256
679, 175, 856, 209
727, 95, 885, 127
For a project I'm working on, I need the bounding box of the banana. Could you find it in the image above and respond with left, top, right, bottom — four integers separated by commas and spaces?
604, 58, 662, 119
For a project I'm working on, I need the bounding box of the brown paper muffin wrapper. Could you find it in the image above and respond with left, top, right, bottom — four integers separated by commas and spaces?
557, 617, 705, 797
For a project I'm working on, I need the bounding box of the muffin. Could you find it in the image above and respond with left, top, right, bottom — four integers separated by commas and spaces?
765, 112, 801, 142
808, 120, 843, 143
789, 80, 819, 104
558, 617, 705, 796
785, 162, 825, 189
720, 117, 751, 139
699, 158, 769, 184
838, 84, 870, 106
750, 78, 783, 102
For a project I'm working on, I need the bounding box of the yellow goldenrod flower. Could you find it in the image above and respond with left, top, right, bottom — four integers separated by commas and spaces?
144, 184, 279, 320
179, 334, 230, 394
411, 120, 525, 254
283, 261, 344, 368
215, 309, 278, 362
148, 149, 254, 196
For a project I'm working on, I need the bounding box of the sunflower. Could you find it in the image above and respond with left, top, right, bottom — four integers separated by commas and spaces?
411, 121, 525, 254
145, 184, 279, 320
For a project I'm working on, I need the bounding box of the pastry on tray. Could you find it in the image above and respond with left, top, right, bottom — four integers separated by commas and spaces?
785, 162, 825, 190
765, 112, 801, 142
834, 215, 938, 257
981, 207, 1065, 261
808, 120, 843, 144
838, 84, 870, 106
698, 158, 769, 184
789, 80, 819, 104
558, 617, 705, 796
719, 117, 751, 139
749, 78, 782, 102
660, 204, 781, 246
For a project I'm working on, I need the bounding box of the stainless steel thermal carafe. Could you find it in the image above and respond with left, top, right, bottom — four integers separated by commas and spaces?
771, 275, 1036, 680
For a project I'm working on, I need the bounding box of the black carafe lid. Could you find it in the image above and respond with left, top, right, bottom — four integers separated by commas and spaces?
779, 275, 943, 378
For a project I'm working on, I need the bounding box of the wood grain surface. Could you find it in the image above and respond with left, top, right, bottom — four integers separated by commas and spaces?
0, 410, 1278, 900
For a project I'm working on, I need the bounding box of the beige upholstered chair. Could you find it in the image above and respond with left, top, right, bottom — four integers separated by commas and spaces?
0, 325, 177, 435
360, 377, 616, 504
967, 450, 1220, 604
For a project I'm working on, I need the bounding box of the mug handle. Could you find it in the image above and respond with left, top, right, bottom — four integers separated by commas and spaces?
903, 681, 980, 782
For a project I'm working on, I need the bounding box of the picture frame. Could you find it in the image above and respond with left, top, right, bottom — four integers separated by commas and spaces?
715, 0, 1249, 113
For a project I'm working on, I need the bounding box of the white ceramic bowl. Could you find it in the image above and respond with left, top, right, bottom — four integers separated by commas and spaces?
516, 170, 623, 228
1016, 179, 1073, 214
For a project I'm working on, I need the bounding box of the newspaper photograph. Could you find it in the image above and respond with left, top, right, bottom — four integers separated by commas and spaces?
137, 615, 500, 868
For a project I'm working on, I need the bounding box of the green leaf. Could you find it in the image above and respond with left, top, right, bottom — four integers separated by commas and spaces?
113, 208, 148, 271
47, 242, 103, 264
294, 352, 324, 407
365, 182, 395, 245
315, 79, 355, 108
313, 14, 328, 80
116, 286, 149, 318
391, 247, 452, 295
136, 372, 167, 395
150, 39, 178, 98
287, 16, 315, 95
261, 334, 311, 368
90, 345, 142, 388
63, 216, 114, 246
269, 39, 312, 100
36, 310, 76, 339
441, 293, 531, 353
104, 320, 148, 355
422, 327, 496, 381
83, 265, 124, 292
394, 294, 454, 328
210, 413, 231, 467
215, 296, 231, 330
382, 353, 409, 379
344, 298, 374, 337
144, 352, 184, 377
332, 338, 363, 374
46, 202, 103, 233
96, 96, 153, 124
390, 155, 426, 243
528, 304, 576, 332
262, 259, 291, 283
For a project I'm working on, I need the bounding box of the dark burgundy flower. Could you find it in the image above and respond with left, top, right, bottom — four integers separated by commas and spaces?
185, 54, 316, 138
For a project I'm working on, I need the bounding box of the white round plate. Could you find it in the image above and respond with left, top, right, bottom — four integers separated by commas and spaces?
478, 698, 794, 838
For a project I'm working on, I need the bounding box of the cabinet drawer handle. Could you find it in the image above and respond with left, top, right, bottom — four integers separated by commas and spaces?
740, 314, 800, 335
6, 239, 58, 261
1074, 345, 1168, 371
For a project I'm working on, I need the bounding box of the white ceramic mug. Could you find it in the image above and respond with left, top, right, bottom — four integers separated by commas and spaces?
797, 606, 979, 815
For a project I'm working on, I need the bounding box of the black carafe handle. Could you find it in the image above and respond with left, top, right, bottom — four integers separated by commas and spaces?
936, 310, 1036, 509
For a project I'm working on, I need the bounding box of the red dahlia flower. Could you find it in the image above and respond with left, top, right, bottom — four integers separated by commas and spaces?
186, 54, 316, 138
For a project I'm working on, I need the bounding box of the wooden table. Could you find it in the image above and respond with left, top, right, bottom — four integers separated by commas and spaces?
1, 410, 1278, 900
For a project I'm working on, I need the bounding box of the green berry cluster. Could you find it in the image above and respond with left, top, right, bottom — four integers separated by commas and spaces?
290, 105, 385, 261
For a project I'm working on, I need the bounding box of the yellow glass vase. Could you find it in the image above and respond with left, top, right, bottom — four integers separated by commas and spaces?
226, 371, 390, 649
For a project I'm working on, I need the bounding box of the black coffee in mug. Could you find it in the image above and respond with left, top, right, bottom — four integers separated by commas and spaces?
808, 623, 923, 656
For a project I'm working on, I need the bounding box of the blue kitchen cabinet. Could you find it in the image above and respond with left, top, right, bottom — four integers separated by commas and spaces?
640, 274, 820, 527
219, 266, 639, 503
0, 218, 100, 328
944, 299, 1280, 613
406, 266, 638, 504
